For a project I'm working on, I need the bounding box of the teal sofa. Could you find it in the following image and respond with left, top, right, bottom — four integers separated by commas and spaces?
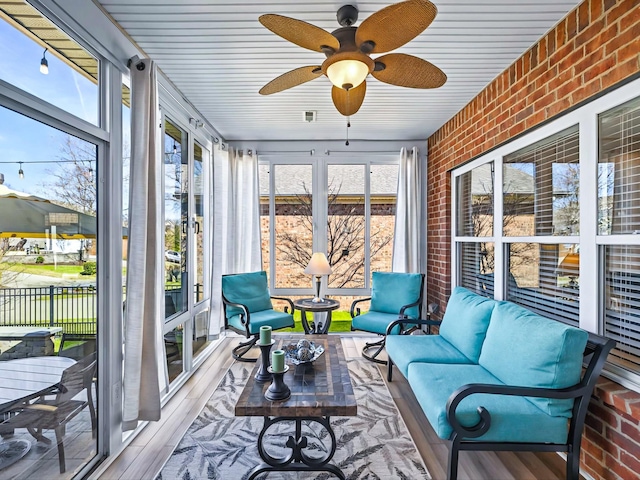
386, 286, 615, 480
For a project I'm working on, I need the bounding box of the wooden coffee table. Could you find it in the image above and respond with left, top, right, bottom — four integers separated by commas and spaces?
235, 334, 357, 479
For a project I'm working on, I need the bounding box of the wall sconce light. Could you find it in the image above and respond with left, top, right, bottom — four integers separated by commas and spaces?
18, 162, 24, 179
40, 48, 49, 75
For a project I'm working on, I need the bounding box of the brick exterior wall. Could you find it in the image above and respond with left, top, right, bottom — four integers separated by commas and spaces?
426, 1, 640, 478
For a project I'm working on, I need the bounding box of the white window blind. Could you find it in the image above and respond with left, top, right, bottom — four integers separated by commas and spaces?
503, 125, 579, 237
598, 96, 640, 235
456, 163, 493, 237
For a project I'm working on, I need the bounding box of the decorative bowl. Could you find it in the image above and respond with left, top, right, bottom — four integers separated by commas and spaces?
283, 341, 325, 365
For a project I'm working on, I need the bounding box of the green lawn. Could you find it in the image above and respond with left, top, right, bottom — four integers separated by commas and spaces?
280, 310, 353, 333
2, 263, 95, 279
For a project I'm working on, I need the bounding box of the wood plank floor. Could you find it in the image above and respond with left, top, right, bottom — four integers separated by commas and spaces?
95, 335, 574, 480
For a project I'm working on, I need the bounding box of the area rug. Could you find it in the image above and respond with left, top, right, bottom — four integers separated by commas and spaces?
158, 359, 430, 480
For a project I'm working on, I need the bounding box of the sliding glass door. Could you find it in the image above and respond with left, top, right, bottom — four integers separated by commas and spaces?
162, 116, 211, 387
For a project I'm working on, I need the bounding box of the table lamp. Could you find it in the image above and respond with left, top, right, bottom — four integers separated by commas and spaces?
558, 252, 580, 287
304, 252, 333, 303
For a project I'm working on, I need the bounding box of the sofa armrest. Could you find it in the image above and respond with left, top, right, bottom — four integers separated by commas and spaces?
385, 316, 441, 336
350, 297, 372, 318
445, 381, 588, 440
270, 295, 295, 314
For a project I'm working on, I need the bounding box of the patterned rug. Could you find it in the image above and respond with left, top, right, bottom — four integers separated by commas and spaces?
158, 358, 430, 480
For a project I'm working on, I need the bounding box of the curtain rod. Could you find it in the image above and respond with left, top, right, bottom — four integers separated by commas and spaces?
257, 149, 403, 156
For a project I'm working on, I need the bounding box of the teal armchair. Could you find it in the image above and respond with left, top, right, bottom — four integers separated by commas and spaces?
350, 272, 425, 364
222, 271, 295, 362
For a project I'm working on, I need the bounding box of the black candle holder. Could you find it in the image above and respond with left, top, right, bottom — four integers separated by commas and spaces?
265, 365, 290, 401
255, 340, 275, 383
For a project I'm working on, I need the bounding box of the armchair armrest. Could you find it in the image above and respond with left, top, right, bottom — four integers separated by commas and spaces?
270, 295, 295, 314
445, 381, 589, 440
398, 297, 422, 318
221, 295, 250, 327
350, 297, 371, 318
386, 316, 440, 336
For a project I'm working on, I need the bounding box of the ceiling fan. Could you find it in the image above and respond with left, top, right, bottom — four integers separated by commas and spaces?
258, 0, 447, 117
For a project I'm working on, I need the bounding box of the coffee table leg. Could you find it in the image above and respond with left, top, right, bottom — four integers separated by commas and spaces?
248, 416, 345, 480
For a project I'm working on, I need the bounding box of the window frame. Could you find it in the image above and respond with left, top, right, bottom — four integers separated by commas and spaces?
451, 76, 640, 391
259, 154, 399, 298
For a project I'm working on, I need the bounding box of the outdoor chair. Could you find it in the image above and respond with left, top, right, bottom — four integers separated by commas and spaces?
58, 333, 96, 361
0, 352, 97, 473
350, 272, 425, 364
222, 271, 295, 362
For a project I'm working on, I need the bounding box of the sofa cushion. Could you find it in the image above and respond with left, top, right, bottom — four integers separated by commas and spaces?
479, 301, 588, 417
370, 272, 422, 319
387, 335, 472, 378
222, 271, 273, 318
439, 287, 497, 362
227, 309, 294, 334
407, 363, 570, 443
352, 311, 407, 335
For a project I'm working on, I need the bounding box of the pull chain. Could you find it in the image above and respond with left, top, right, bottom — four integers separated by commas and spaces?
345, 117, 351, 146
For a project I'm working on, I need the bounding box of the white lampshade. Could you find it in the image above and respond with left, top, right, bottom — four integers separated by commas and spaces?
326, 59, 369, 90
304, 253, 332, 275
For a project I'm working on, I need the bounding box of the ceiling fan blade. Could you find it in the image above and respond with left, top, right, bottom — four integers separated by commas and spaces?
259, 66, 323, 95
372, 54, 446, 88
259, 14, 340, 52
332, 82, 366, 116
355, 0, 437, 54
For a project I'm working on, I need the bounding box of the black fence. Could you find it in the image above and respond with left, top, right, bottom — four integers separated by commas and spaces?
0, 285, 97, 334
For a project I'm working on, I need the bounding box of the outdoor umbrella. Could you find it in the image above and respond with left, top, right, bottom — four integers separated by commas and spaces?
0, 184, 96, 239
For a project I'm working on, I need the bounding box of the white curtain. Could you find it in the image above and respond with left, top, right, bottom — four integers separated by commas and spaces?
210, 147, 262, 334
392, 146, 421, 273
122, 57, 163, 431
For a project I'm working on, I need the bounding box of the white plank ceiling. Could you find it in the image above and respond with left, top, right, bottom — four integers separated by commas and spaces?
97, 0, 582, 142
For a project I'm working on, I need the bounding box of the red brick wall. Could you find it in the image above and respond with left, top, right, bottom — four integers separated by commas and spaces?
426, 1, 640, 478
427, 0, 640, 311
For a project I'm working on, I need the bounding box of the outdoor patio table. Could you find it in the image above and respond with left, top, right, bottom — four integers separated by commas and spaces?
0, 356, 76, 470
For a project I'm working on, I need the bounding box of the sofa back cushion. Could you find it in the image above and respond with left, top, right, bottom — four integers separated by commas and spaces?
479, 301, 589, 417
222, 271, 273, 318
439, 287, 497, 362
370, 272, 423, 318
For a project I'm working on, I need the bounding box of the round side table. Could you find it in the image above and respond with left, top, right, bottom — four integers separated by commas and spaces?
294, 298, 340, 334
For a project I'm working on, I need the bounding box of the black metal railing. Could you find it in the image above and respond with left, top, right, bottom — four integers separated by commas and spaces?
0, 285, 97, 334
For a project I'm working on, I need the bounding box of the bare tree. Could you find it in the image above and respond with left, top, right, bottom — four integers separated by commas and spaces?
43, 136, 97, 215
275, 182, 393, 288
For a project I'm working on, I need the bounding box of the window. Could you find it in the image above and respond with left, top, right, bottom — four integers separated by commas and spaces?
452, 79, 640, 388
503, 126, 580, 237
456, 163, 494, 296
0, 1, 99, 125
0, 103, 100, 478
599, 96, 640, 377
260, 156, 398, 326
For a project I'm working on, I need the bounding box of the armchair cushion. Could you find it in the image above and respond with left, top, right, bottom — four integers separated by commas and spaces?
222, 271, 273, 318
408, 363, 570, 443
479, 301, 588, 417
386, 335, 472, 378
352, 311, 408, 335
370, 272, 423, 318
227, 309, 294, 335
439, 287, 497, 363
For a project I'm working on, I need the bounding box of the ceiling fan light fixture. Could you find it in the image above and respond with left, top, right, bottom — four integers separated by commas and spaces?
322, 51, 374, 91
326, 59, 369, 90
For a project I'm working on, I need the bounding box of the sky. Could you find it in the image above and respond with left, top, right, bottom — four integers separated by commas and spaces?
0, 18, 99, 196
